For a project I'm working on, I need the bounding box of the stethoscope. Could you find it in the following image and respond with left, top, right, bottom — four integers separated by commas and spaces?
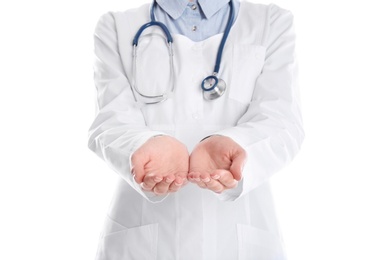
131, 0, 234, 104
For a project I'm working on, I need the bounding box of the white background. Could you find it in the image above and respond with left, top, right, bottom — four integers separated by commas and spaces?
0, 0, 389, 259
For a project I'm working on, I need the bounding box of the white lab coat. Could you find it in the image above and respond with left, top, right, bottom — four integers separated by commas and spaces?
88, 1, 304, 259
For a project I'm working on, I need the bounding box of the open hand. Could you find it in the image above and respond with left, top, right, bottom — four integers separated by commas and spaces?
131, 136, 189, 195
188, 135, 246, 193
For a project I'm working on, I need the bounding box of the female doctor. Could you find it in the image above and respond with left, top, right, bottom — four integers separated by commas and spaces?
88, 0, 304, 259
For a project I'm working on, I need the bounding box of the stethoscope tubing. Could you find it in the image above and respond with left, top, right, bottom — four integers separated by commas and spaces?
133, 21, 173, 46
213, 0, 234, 75
131, 0, 234, 103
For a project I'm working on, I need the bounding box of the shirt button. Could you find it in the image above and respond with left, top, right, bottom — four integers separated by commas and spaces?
192, 25, 197, 31
191, 4, 197, 10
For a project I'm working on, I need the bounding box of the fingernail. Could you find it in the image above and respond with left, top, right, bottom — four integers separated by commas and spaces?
211, 175, 220, 180
165, 178, 173, 183
154, 177, 162, 182
202, 177, 211, 183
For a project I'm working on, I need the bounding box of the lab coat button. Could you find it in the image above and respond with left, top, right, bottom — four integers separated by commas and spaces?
191, 4, 197, 10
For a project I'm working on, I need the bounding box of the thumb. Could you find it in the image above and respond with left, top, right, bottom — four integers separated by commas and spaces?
230, 150, 247, 181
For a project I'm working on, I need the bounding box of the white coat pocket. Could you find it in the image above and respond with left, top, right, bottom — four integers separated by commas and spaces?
96, 217, 158, 260
229, 44, 266, 104
237, 224, 286, 260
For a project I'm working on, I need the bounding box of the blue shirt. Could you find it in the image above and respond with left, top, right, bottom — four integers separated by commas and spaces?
155, 0, 240, 42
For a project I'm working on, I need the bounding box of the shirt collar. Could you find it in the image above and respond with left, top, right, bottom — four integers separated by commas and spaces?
156, 0, 230, 20
198, 0, 230, 19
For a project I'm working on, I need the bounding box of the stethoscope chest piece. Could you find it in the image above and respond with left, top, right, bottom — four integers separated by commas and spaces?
201, 75, 226, 101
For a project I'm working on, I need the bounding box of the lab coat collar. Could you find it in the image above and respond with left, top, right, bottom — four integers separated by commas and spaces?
156, 0, 230, 20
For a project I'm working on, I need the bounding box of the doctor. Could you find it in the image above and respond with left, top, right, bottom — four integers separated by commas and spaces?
88, 0, 304, 259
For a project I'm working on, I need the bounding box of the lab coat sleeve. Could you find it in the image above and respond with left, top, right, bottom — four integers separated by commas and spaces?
87, 12, 168, 203
214, 5, 305, 201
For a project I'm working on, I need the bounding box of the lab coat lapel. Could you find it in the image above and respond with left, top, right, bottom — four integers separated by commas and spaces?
115, 4, 153, 83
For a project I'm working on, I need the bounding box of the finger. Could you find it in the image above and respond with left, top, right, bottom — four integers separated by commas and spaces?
168, 176, 184, 193
140, 182, 153, 191
173, 175, 185, 186
142, 173, 163, 191
230, 150, 247, 181
199, 172, 211, 183
188, 171, 207, 188
196, 181, 207, 189
153, 174, 175, 195
131, 154, 148, 184
216, 169, 238, 189
203, 179, 224, 193
132, 165, 146, 184
182, 178, 189, 186
210, 171, 221, 181
188, 172, 201, 183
